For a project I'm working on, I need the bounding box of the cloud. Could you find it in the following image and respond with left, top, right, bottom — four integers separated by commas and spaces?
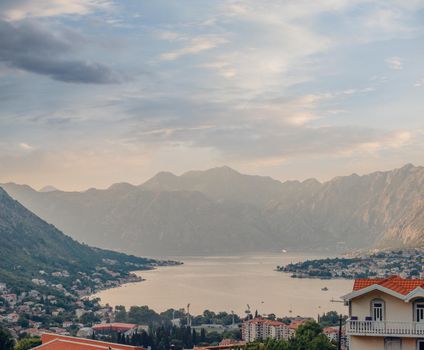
19, 142, 33, 150
414, 78, 424, 87
119, 92, 378, 163
159, 36, 228, 61
0, 0, 112, 21
0, 19, 123, 84
339, 130, 412, 156
385, 56, 403, 70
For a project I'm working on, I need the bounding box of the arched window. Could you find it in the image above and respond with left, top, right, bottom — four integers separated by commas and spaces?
371, 298, 385, 321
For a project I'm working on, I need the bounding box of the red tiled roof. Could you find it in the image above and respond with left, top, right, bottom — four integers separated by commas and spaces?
38, 334, 144, 350
288, 320, 308, 330
353, 276, 424, 295
323, 327, 338, 333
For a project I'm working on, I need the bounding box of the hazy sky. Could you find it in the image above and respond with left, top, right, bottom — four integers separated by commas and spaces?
0, 0, 423, 190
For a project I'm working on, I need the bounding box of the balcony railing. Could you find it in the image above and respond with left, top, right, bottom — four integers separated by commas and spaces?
347, 319, 424, 337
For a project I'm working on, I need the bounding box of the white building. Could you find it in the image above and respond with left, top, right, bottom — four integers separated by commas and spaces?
342, 275, 424, 350
242, 318, 290, 342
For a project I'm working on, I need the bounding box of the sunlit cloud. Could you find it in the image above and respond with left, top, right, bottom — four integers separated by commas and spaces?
19, 142, 33, 150
385, 56, 403, 70
160, 36, 228, 61
0, 0, 113, 21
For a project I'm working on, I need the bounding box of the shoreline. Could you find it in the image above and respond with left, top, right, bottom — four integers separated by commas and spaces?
90, 260, 183, 301
92, 254, 350, 315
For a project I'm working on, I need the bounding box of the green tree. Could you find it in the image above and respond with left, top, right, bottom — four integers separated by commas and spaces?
295, 321, 336, 350
14, 337, 41, 350
115, 305, 128, 322
0, 327, 14, 350
319, 311, 347, 328
128, 306, 162, 325
191, 328, 197, 345
308, 335, 336, 350
200, 328, 206, 343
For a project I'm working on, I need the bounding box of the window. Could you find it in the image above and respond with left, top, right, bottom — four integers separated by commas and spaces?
384, 338, 401, 350
415, 301, 424, 322
372, 299, 385, 321
417, 339, 424, 350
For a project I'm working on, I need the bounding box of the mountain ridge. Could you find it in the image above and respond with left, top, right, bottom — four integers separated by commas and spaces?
2, 164, 423, 255
0, 187, 159, 292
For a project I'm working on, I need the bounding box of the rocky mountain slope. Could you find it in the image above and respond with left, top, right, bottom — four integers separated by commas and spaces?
2, 164, 424, 255
0, 187, 157, 290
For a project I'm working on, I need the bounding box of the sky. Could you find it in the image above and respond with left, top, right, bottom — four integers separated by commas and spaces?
0, 0, 423, 190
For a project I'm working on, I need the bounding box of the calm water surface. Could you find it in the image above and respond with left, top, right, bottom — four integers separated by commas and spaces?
95, 253, 352, 317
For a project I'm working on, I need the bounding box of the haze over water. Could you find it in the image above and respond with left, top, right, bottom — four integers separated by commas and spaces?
96, 253, 352, 317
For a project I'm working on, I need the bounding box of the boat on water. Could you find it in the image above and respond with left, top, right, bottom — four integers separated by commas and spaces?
321, 287, 329, 291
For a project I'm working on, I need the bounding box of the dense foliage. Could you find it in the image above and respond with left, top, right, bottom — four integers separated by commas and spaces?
0, 326, 14, 350
107, 325, 238, 350
318, 311, 347, 327
114, 306, 241, 327
245, 321, 336, 350
14, 337, 41, 350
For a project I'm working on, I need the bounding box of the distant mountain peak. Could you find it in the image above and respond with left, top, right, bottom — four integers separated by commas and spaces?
108, 182, 136, 191
39, 185, 59, 192
212, 165, 239, 172
153, 171, 178, 179
399, 163, 418, 172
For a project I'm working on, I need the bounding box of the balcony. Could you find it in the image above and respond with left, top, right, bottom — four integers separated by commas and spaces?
347, 319, 424, 337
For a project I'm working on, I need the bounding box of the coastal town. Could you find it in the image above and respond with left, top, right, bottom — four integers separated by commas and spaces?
0, 257, 182, 340
0, 272, 349, 349
277, 249, 424, 280
0, 252, 352, 350
3, 249, 424, 350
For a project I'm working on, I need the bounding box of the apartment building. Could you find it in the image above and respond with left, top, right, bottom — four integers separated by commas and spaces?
342, 276, 424, 350
242, 318, 290, 342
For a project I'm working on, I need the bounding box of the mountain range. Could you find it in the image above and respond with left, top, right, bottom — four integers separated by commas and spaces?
2, 164, 424, 256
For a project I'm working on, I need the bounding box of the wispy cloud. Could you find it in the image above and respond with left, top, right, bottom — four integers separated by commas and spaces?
385, 56, 403, 70
0, 0, 112, 21
159, 36, 228, 61
19, 142, 33, 150
414, 78, 424, 87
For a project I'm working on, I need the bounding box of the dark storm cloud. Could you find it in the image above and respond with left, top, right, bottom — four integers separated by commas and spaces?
0, 19, 122, 84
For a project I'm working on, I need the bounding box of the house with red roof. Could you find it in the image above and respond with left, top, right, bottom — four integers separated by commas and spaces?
34, 333, 145, 350
342, 276, 424, 350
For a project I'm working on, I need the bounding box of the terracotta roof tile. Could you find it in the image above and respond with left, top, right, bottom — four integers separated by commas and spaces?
38, 334, 145, 350
352, 276, 424, 295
